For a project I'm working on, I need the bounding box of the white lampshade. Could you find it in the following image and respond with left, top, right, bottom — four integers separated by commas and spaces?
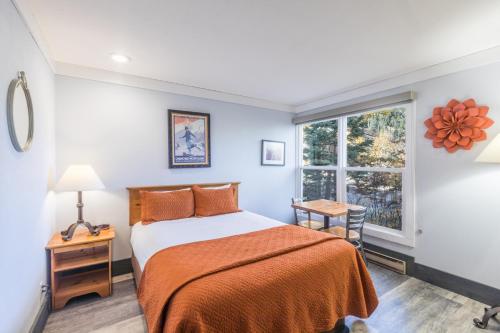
475, 134, 500, 163
56, 165, 105, 192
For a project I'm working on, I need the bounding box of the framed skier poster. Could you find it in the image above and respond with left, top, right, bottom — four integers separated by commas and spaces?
168, 109, 211, 168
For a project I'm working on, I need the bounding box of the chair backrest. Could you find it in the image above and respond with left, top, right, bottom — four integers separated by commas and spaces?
346, 207, 367, 240
291, 197, 307, 224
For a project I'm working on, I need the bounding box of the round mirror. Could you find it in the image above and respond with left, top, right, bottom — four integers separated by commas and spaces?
7, 71, 34, 152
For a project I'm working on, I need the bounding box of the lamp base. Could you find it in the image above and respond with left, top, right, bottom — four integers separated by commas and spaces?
60, 221, 101, 241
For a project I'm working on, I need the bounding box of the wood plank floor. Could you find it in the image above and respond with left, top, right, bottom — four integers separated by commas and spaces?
43, 264, 500, 333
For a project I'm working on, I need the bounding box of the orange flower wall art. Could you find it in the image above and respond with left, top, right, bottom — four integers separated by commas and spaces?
424, 98, 494, 153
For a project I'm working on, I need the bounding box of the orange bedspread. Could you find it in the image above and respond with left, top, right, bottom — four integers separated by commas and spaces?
138, 225, 378, 333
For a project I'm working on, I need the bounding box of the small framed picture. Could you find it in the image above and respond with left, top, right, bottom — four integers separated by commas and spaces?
168, 109, 211, 168
261, 140, 285, 166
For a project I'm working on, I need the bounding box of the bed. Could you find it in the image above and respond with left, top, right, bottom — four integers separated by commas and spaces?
127, 182, 378, 333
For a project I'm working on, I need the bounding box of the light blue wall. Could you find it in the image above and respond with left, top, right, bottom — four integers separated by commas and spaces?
0, 0, 56, 332
295, 61, 500, 290
55, 76, 296, 260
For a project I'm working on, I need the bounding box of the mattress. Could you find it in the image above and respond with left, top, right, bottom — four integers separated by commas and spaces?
130, 210, 284, 270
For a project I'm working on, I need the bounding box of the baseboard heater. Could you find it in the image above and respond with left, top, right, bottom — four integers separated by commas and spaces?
365, 248, 406, 274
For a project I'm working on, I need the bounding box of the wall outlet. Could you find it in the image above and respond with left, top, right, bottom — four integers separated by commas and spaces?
40, 281, 49, 294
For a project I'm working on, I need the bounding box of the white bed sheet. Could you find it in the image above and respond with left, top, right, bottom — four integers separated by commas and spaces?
130, 211, 284, 270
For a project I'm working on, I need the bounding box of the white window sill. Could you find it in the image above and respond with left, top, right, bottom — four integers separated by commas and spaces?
363, 224, 415, 247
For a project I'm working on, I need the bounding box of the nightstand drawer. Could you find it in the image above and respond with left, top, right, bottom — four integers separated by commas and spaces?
53, 240, 108, 254
53, 244, 109, 272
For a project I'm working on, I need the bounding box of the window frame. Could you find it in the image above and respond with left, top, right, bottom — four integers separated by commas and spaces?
297, 117, 341, 202
296, 102, 415, 247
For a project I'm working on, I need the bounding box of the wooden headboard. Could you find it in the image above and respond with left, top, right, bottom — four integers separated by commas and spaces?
126, 182, 241, 225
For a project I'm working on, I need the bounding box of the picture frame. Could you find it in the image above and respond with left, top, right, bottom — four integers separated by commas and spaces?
261, 140, 285, 166
168, 109, 211, 168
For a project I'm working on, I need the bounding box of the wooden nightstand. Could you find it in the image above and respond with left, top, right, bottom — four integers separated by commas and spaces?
46, 226, 115, 310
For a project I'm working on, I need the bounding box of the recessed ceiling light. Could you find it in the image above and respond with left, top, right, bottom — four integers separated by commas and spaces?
110, 53, 131, 63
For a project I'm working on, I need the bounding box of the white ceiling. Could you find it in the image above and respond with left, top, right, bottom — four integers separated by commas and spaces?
19, 0, 500, 111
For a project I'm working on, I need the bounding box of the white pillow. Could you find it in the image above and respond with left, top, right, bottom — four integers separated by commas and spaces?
202, 184, 231, 190
155, 188, 191, 193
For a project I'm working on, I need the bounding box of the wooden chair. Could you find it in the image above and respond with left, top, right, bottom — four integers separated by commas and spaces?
291, 198, 324, 231
324, 207, 367, 261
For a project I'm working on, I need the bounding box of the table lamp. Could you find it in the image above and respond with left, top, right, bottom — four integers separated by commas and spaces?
473, 133, 500, 329
56, 165, 105, 241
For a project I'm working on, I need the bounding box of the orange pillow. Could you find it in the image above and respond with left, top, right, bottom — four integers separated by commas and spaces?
140, 189, 194, 224
192, 185, 240, 217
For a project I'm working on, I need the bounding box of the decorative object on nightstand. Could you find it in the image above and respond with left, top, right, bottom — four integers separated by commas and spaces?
56, 165, 105, 241
46, 226, 115, 310
473, 133, 500, 329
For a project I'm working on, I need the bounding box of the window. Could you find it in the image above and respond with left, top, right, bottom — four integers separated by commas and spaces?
298, 103, 414, 246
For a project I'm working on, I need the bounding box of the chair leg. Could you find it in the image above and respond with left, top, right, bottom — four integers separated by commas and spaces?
360, 242, 367, 263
